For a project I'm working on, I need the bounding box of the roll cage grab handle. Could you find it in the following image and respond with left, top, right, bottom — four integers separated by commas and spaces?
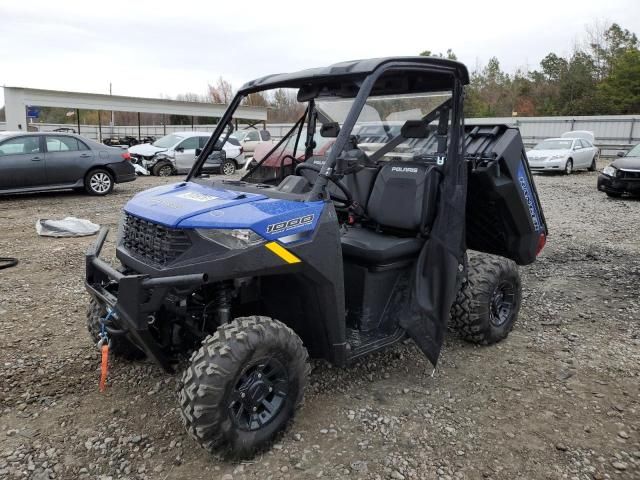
187, 61, 462, 200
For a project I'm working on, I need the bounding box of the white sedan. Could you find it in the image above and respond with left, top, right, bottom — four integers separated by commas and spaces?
527, 136, 599, 174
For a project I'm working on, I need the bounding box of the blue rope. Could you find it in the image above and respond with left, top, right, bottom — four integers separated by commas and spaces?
100, 308, 115, 339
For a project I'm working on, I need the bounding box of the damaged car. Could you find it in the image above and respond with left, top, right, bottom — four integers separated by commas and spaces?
598, 143, 640, 197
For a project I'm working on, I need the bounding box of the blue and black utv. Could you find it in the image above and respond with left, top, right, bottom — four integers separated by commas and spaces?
85, 57, 547, 456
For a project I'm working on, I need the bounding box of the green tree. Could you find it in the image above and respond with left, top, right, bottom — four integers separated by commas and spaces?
558, 51, 598, 115
540, 53, 568, 82
598, 49, 640, 113
590, 23, 638, 79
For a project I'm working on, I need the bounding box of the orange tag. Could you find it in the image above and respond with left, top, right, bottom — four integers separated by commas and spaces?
99, 343, 109, 392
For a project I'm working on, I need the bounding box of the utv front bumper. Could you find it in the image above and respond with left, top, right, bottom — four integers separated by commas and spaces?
85, 227, 207, 372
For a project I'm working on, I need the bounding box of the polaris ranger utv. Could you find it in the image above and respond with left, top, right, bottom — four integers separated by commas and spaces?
85, 57, 547, 456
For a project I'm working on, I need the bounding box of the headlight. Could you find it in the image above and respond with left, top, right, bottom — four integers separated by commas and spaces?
196, 228, 263, 249
602, 165, 617, 177
549, 154, 566, 160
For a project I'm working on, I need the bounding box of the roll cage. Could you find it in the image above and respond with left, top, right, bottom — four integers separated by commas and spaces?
187, 57, 470, 200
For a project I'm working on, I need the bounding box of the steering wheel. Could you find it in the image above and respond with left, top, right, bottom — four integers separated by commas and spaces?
294, 163, 353, 209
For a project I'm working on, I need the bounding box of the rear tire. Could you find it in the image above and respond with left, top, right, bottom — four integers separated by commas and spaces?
449, 252, 522, 345
86, 298, 145, 359
152, 161, 174, 177
85, 169, 114, 195
588, 154, 597, 172
179, 316, 309, 458
564, 159, 573, 175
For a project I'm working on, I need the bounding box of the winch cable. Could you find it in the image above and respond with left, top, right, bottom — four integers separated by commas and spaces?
0, 257, 18, 270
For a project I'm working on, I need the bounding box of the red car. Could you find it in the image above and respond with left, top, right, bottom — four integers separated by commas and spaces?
245, 133, 335, 182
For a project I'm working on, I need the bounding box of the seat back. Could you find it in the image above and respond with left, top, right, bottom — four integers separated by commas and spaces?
299, 154, 380, 208
298, 155, 327, 184
366, 161, 441, 233
344, 166, 379, 210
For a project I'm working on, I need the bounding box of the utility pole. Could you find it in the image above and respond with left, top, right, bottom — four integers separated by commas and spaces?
110, 82, 114, 136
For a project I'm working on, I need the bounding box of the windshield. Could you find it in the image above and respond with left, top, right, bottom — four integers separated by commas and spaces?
317, 92, 451, 159
533, 140, 572, 150
626, 144, 640, 157
238, 90, 452, 185
153, 134, 184, 148
231, 131, 248, 142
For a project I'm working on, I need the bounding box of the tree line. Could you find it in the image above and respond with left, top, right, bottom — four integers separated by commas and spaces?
458, 22, 639, 117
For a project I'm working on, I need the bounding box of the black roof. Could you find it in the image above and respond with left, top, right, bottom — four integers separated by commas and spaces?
239, 56, 470, 93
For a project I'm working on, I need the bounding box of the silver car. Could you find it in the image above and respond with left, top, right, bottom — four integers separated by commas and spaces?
527, 134, 599, 174
129, 132, 245, 176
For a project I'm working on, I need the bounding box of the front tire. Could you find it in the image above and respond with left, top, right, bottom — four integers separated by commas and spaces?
450, 252, 522, 345
564, 159, 573, 175
152, 161, 174, 177
179, 316, 309, 457
85, 169, 114, 195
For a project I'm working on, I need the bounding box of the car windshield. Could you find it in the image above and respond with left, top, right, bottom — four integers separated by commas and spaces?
533, 140, 573, 150
153, 134, 184, 148
231, 131, 248, 142
626, 144, 640, 157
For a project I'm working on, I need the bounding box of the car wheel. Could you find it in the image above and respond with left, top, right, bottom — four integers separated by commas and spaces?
564, 159, 573, 175
85, 169, 114, 196
221, 160, 236, 176
606, 191, 622, 198
588, 154, 598, 172
152, 162, 174, 177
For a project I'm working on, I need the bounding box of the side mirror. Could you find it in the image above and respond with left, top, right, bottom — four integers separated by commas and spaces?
175, 147, 184, 153
617, 151, 625, 157
320, 122, 340, 138
401, 120, 429, 138
195, 148, 202, 156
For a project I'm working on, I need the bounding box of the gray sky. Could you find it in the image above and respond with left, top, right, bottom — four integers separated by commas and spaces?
1, 0, 639, 107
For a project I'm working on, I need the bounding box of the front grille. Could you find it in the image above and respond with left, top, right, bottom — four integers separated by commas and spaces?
122, 213, 191, 266
618, 169, 640, 180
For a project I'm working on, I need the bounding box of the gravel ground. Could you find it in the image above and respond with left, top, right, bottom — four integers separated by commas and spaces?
0, 164, 638, 480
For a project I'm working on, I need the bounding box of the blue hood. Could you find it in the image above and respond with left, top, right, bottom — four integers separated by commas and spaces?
124, 182, 324, 241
